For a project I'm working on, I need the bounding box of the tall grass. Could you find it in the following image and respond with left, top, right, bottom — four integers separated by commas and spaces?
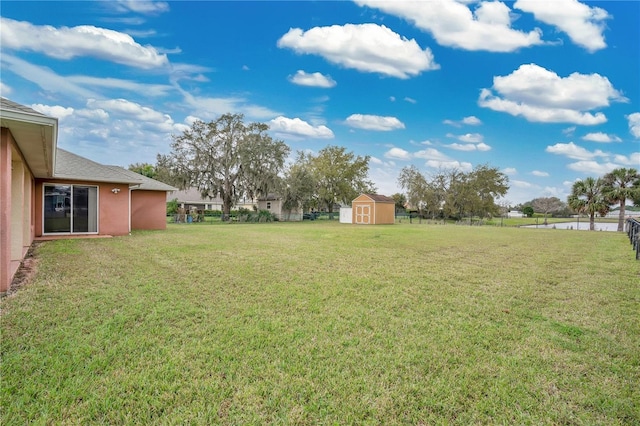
2, 222, 638, 424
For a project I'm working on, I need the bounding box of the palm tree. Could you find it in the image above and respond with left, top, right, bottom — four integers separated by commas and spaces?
602, 168, 640, 232
568, 177, 609, 231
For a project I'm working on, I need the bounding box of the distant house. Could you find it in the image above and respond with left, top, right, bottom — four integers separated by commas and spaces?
1, 97, 175, 293
351, 194, 395, 225
257, 194, 302, 221
168, 188, 256, 211
507, 210, 525, 218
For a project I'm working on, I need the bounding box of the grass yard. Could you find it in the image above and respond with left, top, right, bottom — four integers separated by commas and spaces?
1, 222, 639, 424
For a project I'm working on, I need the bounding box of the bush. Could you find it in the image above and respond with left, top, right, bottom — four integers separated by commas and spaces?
167, 198, 179, 215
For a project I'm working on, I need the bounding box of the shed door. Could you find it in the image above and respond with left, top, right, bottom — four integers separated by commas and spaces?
355, 204, 370, 224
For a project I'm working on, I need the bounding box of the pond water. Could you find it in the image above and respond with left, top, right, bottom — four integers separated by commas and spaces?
522, 222, 620, 232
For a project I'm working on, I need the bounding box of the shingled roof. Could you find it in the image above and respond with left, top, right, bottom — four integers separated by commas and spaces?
54, 149, 142, 184
361, 194, 395, 203
107, 166, 177, 192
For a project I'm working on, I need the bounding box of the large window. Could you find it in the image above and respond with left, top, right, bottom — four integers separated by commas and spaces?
44, 184, 98, 234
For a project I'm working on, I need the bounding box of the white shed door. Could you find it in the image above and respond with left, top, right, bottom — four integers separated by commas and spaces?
355, 205, 370, 224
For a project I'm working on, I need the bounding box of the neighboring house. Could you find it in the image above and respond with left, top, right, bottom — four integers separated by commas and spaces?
507, 210, 525, 218
168, 188, 256, 211
257, 194, 302, 221
0, 97, 175, 293
351, 194, 395, 225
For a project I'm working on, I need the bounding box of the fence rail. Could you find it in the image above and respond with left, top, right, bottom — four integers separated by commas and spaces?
627, 218, 640, 260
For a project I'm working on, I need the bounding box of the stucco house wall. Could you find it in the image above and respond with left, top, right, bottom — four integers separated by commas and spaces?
132, 190, 168, 230
34, 180, 131, 237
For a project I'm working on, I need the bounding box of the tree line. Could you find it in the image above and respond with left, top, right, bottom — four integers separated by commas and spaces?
132, 113, 374, 217
131, 113, 511, 220
512, 168, 639, 232
129, 113, 638, 229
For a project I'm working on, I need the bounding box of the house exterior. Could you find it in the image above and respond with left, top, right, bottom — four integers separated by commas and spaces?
351, 194, 395, 225
168, 188, 256, 211
1, 97, 175, 293
507, 210, 525, 218
257, 194, 302, 221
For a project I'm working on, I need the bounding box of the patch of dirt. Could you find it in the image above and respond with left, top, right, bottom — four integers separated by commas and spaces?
6, 241, 42, 296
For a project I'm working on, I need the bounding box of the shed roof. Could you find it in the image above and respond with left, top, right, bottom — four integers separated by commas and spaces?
354, 193, 395, 203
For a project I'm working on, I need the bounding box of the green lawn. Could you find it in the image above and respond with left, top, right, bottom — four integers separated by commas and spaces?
2, 222, 639, 424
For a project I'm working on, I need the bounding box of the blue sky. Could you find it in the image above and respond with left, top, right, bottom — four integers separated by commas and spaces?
1, 0, 639, 204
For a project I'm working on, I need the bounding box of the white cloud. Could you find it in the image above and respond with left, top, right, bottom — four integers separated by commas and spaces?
1, 18, 169, 70
384, 147, 411, 160
627, 113, 640, 138
355, 0, 543, 52
404, 97, 417, 104
448, 143, 477, 152
531, 170, 549, 177
567, 161, 619, 175
112, 0, 170, 15
68, 75, 173, 97
614, 152, 640, 167
462, 116, 482, 125
444, 115, 482, 127
30, 104, 74, 121
545, 142, 607, 161
447, 142, 491, 152
87, 98, 170, 123
1, 54, 98, 99
479, 64, 626, 124
277, 23, 439, 79
581, 132, 621, 143
425, 160, 473, 172
458, 133, 484, 143
268, 116, 334, 140
502, 167, 517, 175
0, 82, 13, 97
345, 114, 405, 131
389, 96, 396, 102
512, 180, 534, 188
546, 142, 637, 176
514, 0, 609, 52
562, 126, 576, 136
179, 91, 281, 121
289, 70, 337, 88
414, 148, 451, 161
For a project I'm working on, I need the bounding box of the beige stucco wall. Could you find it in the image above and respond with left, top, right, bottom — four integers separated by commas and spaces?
1, 127, 36, 293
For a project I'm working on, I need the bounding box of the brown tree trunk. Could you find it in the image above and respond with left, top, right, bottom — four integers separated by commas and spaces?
618, 199, 626, 232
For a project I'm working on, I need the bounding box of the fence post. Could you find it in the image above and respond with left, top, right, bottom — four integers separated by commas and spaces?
627, 218, 640, 260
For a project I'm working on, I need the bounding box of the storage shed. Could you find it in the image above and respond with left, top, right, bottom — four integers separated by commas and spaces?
352, 194, 395, 225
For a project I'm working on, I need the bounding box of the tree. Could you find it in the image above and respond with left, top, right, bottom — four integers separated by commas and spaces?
281, 154, 317, 215
391, 193, 407, 213
466, 164, 509, 219
306, 146, 375, 213
398, 165, 430, 215
531, 197, 565, 225
129, 162, 157, 178
442, 165, 508, 221
522, 206, 534, 217
568, 177, 609, 231
602, 167, 640, 232
165, 113, 289, 217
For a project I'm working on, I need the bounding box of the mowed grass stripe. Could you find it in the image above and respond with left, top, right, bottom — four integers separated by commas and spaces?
2, 222, 638, 424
